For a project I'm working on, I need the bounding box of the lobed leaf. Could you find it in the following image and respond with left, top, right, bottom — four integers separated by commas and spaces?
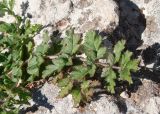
71, 88, 82, 106
83, 31, 106, 62
9, 0, 14, 10
0, 22, 16, 33
113, 40, 125, 63
59, 82, 73, 97
42, 65, 57, 78
70, 65, 88, 80
102, 67, 116, 93
119, 68, 132, 84
62, 29, 80, 55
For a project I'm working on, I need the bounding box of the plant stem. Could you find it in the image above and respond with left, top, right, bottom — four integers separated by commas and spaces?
95, 62, 121, 70
46, 55, 121, 70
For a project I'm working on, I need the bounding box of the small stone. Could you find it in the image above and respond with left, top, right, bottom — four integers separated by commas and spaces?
120, 91, 130, 99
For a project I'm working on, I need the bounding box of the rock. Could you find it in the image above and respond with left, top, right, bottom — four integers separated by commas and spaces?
24, 83, 120, 114
69, 0, 119, 33
86, 95, 120, 114
129, 0, 160, 46
13, 0, 72, 25
120, 91, 129, 99
1, 0, 119, 33
22, 81, 160, 114
24, 81, 160, 114
0, 0, 119, 45
128, 79, 160, 114
141, 97, 160, 114
125, 100, 145, 114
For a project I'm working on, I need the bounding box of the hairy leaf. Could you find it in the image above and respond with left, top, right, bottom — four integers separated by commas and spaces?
120, 50, 133, 68
126, 59, 139, 72
42, 65, 57, 78
71, 88, 82, 106
9, 0, 14, 10
119, 68, 132, 83
70, 66, 88, 80
59, 82, 73, 97
97, 47, 107, 59
88, 64, 96, 77
27, 55, 44, 81
102, 67, 116, 93
114, 40, 125, 63
81, 81, 90, 94
83, 31, 106, 62
0, 22, 16, 33
62, 29, 80, 55
43, 57, 68, 78
58, 78, 70, 87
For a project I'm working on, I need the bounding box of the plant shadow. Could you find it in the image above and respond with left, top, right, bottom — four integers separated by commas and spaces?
96, 0, 147, 113
20, 87, 54, 114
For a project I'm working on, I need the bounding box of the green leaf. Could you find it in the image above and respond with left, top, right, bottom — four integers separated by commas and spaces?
26, 41, 33, 52
120, 50, 133, 68
60, 54, 73, 66
71, 88, 82, 106
126, 59, 139, 72
2, 0, 7, 6
42, 65, 57, 78
102, 67, 116, 93
113, 40, 125, 63
59, 82, 73, 97
35, 44, 49, 55
94, 34, 102, 51
27, 55, 44, 78
70, 66, 88, 80
88, 64, 96, 77
107, 53, 114, 66
43, 56, 69, 78
9, 0, 14, 10
52, 57, 67, 72
58, 78, 70, 87
83, 31, 97, 61
0, 2, 7, 16
83, 31, 105, 62
62, 29, 80, 55
0, 22, 16, 33
119, 68, 132, 84
81, 81, 90, 94
25, 24, 42, 36
42, 30, 50, 44
97, 47, 106, 59
11, 66, 22, 82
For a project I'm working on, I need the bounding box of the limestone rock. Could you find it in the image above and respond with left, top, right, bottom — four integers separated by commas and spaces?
69, 0, 119, 33
24, 83, 120, 114
141, 97, 160, 114
0, 0, 119, 33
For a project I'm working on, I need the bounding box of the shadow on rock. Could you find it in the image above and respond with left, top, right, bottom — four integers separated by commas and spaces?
138, 43, 160, 82
20, 88, 54, 114
112, 0, 146, 51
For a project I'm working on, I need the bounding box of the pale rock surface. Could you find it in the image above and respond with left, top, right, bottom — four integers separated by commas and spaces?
1, 0, 119, 33
141, 97, 160, 114
24, 82, 160, 114
69, 0, 119, 33
24, 83, 120, 114
128, 79, 160, 114
0, 0, 119, 45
